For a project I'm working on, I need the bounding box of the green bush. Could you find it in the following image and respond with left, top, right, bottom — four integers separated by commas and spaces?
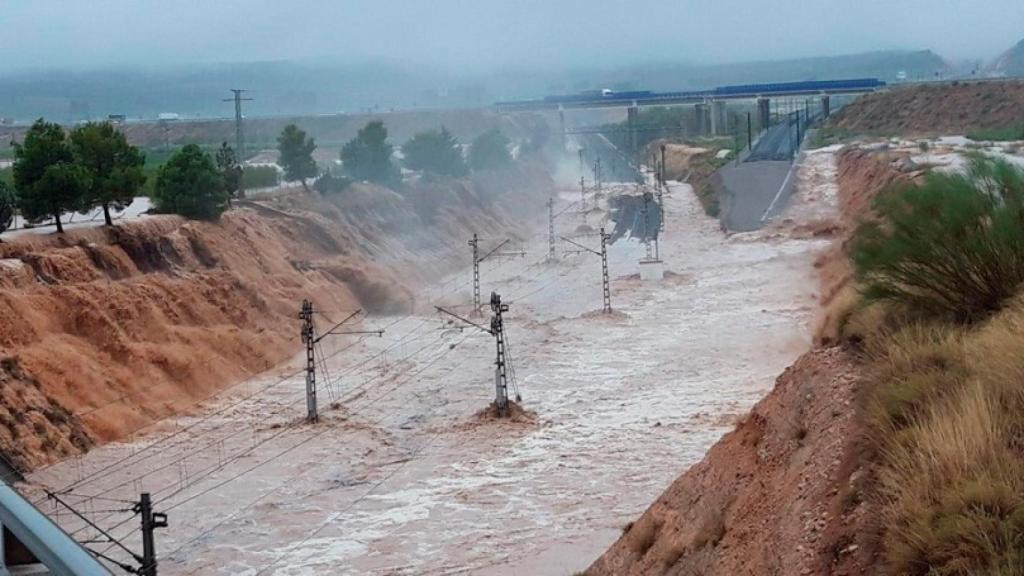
340, 120, 400, 186
0, 181, 15, 234
402, 128, 467, 177
241, 165, 279, 189
852, 155, 1024, 323
314, 173, 352, 195
153, 144, 229, 220
468, 129, 512, 171
967, 125, 1024, 142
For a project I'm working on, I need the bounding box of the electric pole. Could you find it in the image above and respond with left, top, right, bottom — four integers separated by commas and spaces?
469, 235, 513, 315
138, 493, 167, 576
579, 176, 587, 224
435, 292, 519, 417
469, 234, 481, 314
560, 228, 613, 313
593, 158, 602, 193
300, 300, 317, 422
660, 143, 667, 190
223, 89, 253, 160
489, 292, 511, 415
600, 228, 612, 313
547, 198, 556, 261
299, 302, 381, 422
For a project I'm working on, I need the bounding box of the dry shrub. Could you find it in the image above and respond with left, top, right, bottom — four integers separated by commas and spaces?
867, 296, 1024, 575
627, 514, 662, 555
877, 384, 1024, 575
814, 284, 859, 345
865, 323, 968, 432
648, 499, 728, 571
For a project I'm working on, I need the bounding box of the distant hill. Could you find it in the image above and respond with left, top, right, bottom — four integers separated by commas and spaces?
987, 38, 1024, 77
0, 50, 951, 124
589, 50, 950, 93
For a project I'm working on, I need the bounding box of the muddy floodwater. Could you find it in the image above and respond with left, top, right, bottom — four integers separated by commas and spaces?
26, 175, 830, 575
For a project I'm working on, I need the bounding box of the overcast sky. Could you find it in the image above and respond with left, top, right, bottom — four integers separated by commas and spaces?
1, 0, 1022, 73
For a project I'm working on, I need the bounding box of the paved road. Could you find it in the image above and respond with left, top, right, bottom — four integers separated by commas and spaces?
1, 197, 152, 239
715, 161, 796, 232
716, 113, 824, 231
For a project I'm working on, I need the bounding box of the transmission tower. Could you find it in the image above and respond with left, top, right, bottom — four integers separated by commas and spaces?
299, 301, 382, 422
547, 198, 556, 261
436, 292, 518, 416
640, 190, 661, 264
561, 228, 613, 313
223, 89, 253, 160
46, 490, 167, 575
468, 234, 516, 315
579, 177, 587, 225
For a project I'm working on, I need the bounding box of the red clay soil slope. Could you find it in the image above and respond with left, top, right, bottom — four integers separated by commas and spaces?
585, 346, 879, 576
0, 166, 551, 472
813, 148, 919, 345
829, 80, 1024, 136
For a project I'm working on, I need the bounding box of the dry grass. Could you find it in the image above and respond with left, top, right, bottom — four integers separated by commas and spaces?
865, 296, 1024, 575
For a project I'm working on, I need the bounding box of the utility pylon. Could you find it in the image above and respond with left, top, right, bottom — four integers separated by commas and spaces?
547, 198, 556, 261
46, 490, 167, 575
469, 235, 513, 316
489, 292, 511, 415
640, 191, 661, 264
660, 143, 667, 190
469, 234, 481, 314
300, 300, 317, 422
299, 302, 382, 422
579, 177, 587, 224
600, 229, 612, 313
138, 493, 168, 576
435, 292, 518, 417
223, 89, 253, 160
561, 228, 613, 313
593, 158, 602, 193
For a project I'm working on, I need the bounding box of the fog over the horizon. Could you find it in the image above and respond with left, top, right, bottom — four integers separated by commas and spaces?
1, 0, 1022, 74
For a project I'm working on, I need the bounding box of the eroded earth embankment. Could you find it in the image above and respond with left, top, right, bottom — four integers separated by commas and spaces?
0, 164, 551, 472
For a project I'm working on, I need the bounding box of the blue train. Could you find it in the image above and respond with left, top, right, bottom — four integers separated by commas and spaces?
529, 78, 885, 107
711, 78, 886, 96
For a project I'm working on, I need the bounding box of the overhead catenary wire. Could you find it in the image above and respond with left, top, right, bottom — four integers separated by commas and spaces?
66, 325, 453, 538
99, 331, 474, 565
162, 335, 473, 564
38, 256, 495, 502
48, 201, 583, 567
91, 331, 461, 563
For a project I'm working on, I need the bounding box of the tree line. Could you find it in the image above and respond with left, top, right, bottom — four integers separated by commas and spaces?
0, 117, 521, 234
0, 119, 246, 233
278, 120, 515, 193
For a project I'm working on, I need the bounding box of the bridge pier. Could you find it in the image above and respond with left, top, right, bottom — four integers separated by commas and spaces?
627, 105, 639, 154
821, 95, 831, 118
711, 100, 728, 136
694, 103, 709, 136
758, 98, 771, 130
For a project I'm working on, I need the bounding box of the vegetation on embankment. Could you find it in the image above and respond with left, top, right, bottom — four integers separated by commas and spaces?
642, 139, 733, 218
832, 155, 1024, 575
